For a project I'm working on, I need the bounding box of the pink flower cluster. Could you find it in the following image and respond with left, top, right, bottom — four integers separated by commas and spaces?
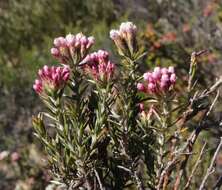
110, 22, 137, 56
137, 66, 176, 94
51, 33, 95, 65
82, 50, 115, 82
110, 22, 137, 40
33, 65, 70, 95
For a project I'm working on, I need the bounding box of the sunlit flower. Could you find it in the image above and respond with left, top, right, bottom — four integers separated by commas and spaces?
51, 33, 95, 65
33, 65, 70, 95
110, 22, 137, 57
137, 66, 176, 95
82, 50, 115, 83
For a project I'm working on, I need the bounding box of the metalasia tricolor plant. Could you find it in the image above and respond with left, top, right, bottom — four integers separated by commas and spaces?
51, 33, 95, 65
32, 22, 222, 190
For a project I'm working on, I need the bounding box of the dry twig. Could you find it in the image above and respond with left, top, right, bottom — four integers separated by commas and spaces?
199, 137, 222, 190
94, 169, 105, 190
183, 142, 207, 190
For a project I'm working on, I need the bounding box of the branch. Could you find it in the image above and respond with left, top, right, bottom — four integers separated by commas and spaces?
134, 170, 145, 190
157, 125, 202, 190
206, 90, 220, 116
117, 165, 132, 174
199, 137, 222, 190
183, 142, 207, 190
213, 175, 222, 190
207, 76, 222, 95
94, 169, 105, 190
162, 138, 177, 190
172, 88, 220, 190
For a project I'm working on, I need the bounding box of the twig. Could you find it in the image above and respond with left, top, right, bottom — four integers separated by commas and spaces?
188, 50, 208, 92
199, 137, 222, 190
174, 161, 188, 190
173, 108, 211, 190
70, 179, 84, 189
117, 165, 132, 174
81, 167, 93, 190
213, 175, 222, 190
118, 164, 145, 190
94, 169, 105, 190
183, 142, 207, 190
206, 76, 222, 96
134, 170, 145, 190
196, 49, 207, 56
163, 138, 177, 190
157, 125, 202, 190
206, 90, 220, 116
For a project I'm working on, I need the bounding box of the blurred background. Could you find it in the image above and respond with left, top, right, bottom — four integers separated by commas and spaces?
0, 0, 222, 189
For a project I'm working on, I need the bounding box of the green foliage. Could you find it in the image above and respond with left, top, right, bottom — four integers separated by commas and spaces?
32, 22, 222, 189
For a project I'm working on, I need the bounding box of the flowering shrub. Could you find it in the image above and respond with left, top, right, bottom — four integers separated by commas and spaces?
32, 22, 222, 189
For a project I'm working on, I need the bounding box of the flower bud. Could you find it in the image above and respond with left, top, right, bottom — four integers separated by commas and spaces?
80, 36, 88, 45
168, 66, 175, 73
110, 29, 128, 56
137, 83, 145, 92
43, 65, 50, 75
152, 68, 162, 80
53, 37, 62, 47
161, 74, 170, 82
161, 68, 168, 74
51, 48, 60, 57
87, 36, 95, 48
66, 34, 75, 46
148, 83, 156, 93
143, 72, 152, 81
154, 67, 161, 73
110, 30, 121, 40
54, 37, 66, 47
170, 73, 176, 83
139, 103, 144, 111
119, 22, 137, 37
75, 33, 82, 40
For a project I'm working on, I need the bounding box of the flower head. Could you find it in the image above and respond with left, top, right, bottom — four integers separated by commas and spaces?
51, 33, 95, 66
33, 65, 70, 96
82, 50, 115, 83
137, 66, 176, 95
110, 22, 137, 57
119, 22, 137, 37
137, 83, 145, 92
